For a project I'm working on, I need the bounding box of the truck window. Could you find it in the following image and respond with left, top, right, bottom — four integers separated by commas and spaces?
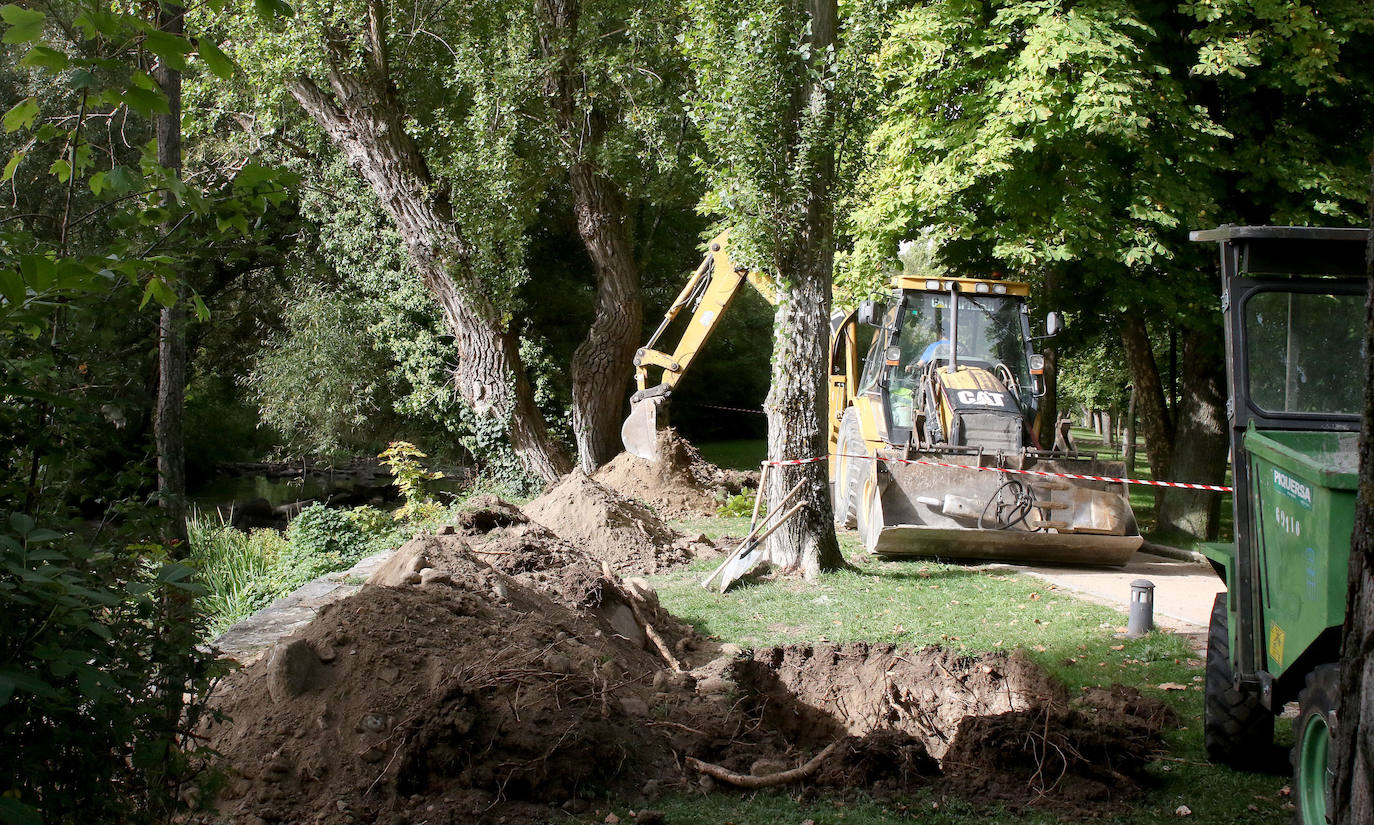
1244, 290, 1365, 416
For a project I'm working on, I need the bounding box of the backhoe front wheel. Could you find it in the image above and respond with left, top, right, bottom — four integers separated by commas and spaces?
1204, 592, 1274, 768
833, 408, 867, 529
1292, 664, 1339, 825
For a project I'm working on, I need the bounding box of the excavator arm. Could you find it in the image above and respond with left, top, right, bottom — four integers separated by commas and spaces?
621, 230, 778, 460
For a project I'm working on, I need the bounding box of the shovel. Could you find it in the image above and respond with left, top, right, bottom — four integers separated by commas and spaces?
703, 476, 808, 592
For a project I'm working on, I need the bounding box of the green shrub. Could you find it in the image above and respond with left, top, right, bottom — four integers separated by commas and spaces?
1, 513, 223, 825
717, 490, 761, 518
190, 505, 401, 637
343, 505, 395, 538
378, 441, 445, 521
287, 503, 370, 561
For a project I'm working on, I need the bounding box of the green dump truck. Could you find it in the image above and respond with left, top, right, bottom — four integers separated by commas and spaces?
1190, 225, 1367, 825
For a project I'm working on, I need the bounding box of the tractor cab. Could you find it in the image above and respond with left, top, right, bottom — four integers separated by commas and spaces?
848, 277, 1042, 452
1191, 225, 1367, 825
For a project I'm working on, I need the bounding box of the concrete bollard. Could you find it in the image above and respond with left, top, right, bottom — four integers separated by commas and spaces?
1127, 579, 1155, 637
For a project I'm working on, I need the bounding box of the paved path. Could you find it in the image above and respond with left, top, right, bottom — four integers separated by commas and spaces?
991, 550, 1223, 648
211, 549, 394, 663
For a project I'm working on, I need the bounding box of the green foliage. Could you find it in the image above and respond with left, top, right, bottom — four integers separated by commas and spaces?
0, 0, 296, 521
854, 0, 1224, 297
246, 283, 401, 458
851, 0, 1372, 328
1058, 336, 1132, 414
685, 0, 835, 271
189, 504, 399, 635
716, 491, 758, 518
286, 503, 378, 567
0, 514, 224, 825
378, 442, 445, 522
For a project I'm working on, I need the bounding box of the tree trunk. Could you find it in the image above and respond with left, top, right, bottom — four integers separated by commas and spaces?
1157, 328, 1229, 539
288, 2, 571, 482
1333, 150, 1374, 825
1123, 386, 1137, 473
763, 250, 842, 578
535, 0, 643, 473
1034, 345, 1058, 449
1121, 312, 1174, 520
153, 0, 188, 549
761, 0, 842, 578
567, 165, 641, 472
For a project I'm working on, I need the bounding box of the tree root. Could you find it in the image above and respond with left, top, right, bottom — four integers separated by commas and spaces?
600, 561, 684, 671
685, 740, 841, 788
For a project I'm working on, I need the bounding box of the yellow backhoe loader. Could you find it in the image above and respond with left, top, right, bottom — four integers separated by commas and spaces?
624, 232, 1142, 566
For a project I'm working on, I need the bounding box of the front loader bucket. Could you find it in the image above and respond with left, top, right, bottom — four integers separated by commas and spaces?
857, 454, 1142, 567
621, 396, 666, 461
870, 525, 1141, 566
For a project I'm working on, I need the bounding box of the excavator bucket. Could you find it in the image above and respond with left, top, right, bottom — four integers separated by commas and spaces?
621, 396, 666, 461
855, 454, 1142, 566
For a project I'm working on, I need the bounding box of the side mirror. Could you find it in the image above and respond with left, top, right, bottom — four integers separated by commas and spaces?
857, 300, 886, 327
1045, 311, 1063, 337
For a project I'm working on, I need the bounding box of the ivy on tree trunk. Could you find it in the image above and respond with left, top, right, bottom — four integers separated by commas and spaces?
760, 0, 843, 577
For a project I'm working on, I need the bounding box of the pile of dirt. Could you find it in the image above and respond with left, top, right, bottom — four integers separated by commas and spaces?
202, 492, 1179, 823
522, 474, 710, 576
441, 495, 606, 610
594, 429, 756, 518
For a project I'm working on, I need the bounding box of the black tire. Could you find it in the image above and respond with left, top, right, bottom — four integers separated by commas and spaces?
1291, 664, 1339, 825
1204, 591, 1275, 768
833, 408, 866, 529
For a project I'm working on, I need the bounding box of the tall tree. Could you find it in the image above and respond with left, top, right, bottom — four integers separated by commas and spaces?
852, 0, 1373, 538
284, 0, 573, 482
1332, 148, 1374, 825
535, 0, 642, 473
687, 0, 845, 577
233, 0, 690, 477
154, 0, 189, 547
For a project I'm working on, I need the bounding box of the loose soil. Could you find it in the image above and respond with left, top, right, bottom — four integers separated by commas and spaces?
594, 430, 757, 518
203, 471, 1178, 824
521, 474, 707, 576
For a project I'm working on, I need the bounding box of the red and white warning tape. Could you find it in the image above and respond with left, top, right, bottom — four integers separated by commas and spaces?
761, 453, 1233, 493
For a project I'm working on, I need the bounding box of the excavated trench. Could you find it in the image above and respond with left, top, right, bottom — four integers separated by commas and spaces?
733, 642, 1043, 760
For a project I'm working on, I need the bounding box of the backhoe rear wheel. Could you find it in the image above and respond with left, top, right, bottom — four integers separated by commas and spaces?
1204, 591, 1274, 768
833, 408, 867, 529
1292, 664, 1338, 825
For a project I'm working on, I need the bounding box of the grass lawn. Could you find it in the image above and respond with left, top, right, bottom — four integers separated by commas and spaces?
696, 439, 769, 471
630, 524, 1294, 825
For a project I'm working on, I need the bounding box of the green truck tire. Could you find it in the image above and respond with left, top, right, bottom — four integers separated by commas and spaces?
1292, 664, 1338, 825
1204, 592, 1274, 768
